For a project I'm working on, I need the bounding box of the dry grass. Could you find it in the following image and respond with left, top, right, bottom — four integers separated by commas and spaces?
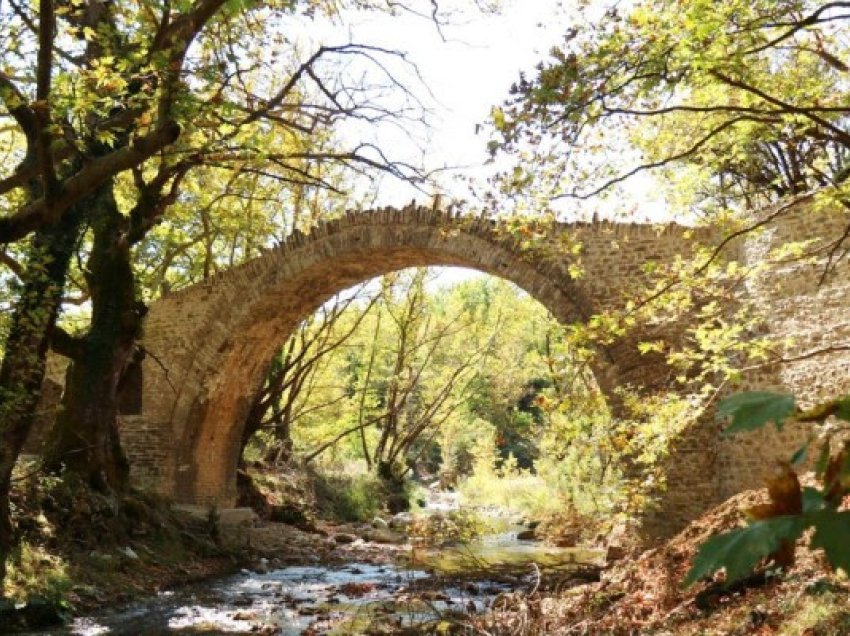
466, 488, 850, 635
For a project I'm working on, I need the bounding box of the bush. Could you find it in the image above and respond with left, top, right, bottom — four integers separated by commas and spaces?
312, 471, 389, 522
408, 509, 489, 545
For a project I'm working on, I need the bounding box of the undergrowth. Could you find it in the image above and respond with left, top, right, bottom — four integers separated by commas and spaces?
3, 462, 233, 612
241, 461, 418, 524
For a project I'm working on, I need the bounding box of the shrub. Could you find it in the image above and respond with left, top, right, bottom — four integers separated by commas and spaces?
312, 471, 388, 522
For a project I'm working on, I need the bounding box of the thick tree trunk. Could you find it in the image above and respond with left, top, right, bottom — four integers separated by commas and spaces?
0, 207, 85, 590
239, 395, 268, 465
45, 184, 140, 491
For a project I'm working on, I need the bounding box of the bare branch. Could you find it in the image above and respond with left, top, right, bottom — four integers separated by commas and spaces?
558, 116, 766, 201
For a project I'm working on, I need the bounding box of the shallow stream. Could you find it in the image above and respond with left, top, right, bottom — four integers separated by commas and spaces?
37, 497, 599, 635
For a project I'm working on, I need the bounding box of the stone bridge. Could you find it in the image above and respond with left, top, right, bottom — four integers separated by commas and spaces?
110, 200, 850, 538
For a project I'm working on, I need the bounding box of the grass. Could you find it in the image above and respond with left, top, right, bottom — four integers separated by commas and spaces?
457, 470, 567, 520
5, 541, 72, 603
312, 469, 390, 522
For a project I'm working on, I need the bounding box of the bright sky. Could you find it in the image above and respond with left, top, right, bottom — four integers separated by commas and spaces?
294, 0, 671, 220
297, 0, 567, 202
298, 0, 564, 288
297, 0, 669, 289
355, 0, 567, 187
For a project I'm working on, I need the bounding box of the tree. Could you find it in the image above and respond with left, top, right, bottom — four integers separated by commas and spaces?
484, 0, 850, 569
240, 284, 381, 466
490, 0, 850, 215
0, 0, 217, 583
0, 0, 463, 586
293, 270, 493, 480
363, 270, 492, 481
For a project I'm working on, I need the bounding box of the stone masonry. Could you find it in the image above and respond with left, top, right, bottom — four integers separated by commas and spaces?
91, 199, 850, 538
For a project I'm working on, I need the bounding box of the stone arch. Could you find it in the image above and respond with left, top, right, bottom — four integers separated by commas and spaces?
134, 205, 703, 508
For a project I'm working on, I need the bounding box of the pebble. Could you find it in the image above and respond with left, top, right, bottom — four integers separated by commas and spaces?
119, 546, 139, 560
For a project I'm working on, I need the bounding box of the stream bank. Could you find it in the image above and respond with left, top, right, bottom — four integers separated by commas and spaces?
3, 468, 611, 635
8, 492, 603, 635
38, 518, 600, 635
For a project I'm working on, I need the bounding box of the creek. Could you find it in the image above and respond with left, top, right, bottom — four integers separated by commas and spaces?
36, 495, 601, 635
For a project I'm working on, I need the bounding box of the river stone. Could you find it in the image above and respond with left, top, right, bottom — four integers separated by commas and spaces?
606, 545, 627, 562
371, 516, 389, 529
119, 546, 139, 560
363, 528, 407, 544
389, 512, 412, 529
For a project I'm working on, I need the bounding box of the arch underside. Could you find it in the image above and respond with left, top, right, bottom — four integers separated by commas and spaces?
136, 210, 697, 508
167, 238, 592, 504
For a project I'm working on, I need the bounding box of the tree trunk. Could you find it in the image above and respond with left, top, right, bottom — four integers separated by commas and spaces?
0, 205, 85, 590
265, 414, 294, 466
45, 183, 140, 491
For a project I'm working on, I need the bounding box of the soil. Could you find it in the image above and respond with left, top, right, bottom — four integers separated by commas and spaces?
8, 470, 848, 635
471, 487, 850, 635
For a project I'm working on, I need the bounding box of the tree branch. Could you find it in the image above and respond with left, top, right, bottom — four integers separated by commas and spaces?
0, 122, 181, 243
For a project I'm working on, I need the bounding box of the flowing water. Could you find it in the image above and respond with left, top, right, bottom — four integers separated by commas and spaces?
35, 496, 600, 635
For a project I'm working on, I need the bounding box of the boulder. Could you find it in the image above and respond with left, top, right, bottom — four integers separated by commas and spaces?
119, 546, 139, 560
362, 528, 407, 544
172, 505, 258, 527
218, 508, 259, 527
605, 545, 627, 563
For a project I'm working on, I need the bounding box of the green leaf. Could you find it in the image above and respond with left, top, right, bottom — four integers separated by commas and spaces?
684, 516, 806, 587
717, 392, 795, 436
801, 487, 826, 513
810, 511, 850, 575
790, 441, 809, 466
834, 397, 850, 422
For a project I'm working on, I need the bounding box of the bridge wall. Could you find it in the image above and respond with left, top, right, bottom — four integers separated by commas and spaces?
35, 199, 848, 539
129, 207, 704, 508
643, 198, 850, 537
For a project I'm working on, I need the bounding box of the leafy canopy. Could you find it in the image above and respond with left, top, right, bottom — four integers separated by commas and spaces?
490, 0, 850, 214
